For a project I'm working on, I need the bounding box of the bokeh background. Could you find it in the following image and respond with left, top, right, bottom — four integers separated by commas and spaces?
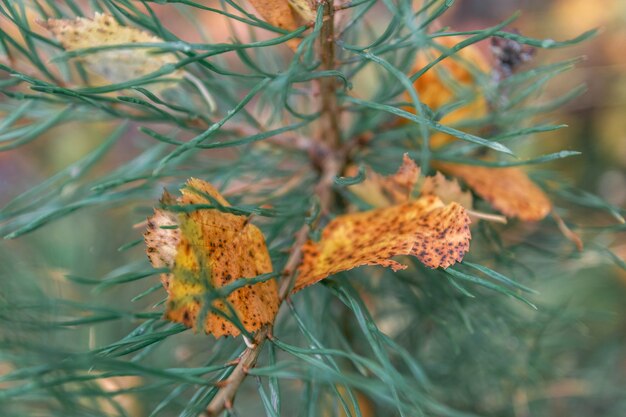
1, 1, 625, 416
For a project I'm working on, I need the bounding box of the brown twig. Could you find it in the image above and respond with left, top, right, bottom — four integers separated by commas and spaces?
205, 4, 343, 414
205, 326, 269, 415
204, 218, 319, 417
318, 0, 341, 150
205, 224, 310, 416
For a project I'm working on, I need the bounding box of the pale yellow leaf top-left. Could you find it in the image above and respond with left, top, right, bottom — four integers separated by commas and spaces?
45, 13, 183, 86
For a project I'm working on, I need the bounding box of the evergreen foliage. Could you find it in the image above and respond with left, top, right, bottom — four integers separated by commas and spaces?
0, 1, 624, 416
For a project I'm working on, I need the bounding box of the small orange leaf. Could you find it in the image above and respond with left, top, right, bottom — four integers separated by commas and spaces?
294, 195, 471, 292
408, 36, 489, 148
45, 13, 183, 91
438, 163, 552, 221
144, 179, 278, 338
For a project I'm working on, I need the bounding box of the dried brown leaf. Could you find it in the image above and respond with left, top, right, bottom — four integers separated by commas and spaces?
247, 0, 304, 50
438, 163, 552, 221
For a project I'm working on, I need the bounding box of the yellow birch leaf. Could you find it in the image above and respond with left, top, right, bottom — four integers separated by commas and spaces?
294, 195, 471, 292
438, 163, 552, 221
45, 13, 183, 92
144, 178, 278, 338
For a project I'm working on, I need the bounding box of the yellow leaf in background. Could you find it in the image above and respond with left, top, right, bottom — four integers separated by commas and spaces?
246, 0, 304, 50
145, 179, 278, 338
294, 195, 471, 292
438, 163, 552, 221
408, 35, 489, 148
45, 13, 183, 92
349, 153, 420, 207
288, 0, 317, 22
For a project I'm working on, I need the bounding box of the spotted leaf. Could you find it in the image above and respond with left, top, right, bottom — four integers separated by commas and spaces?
294, 195, 471, 292
144, 178, 278, 338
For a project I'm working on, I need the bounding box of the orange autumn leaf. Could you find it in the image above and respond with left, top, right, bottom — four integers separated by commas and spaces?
145, 178, 278, 338
408, 35, 489, 148
247, 0, 300, 30
294, 195, 471, 292
438, 163, 552, 221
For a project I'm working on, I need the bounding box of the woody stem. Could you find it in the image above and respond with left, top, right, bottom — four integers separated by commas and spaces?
318, 0, 341, 150
206, 4, 341, 415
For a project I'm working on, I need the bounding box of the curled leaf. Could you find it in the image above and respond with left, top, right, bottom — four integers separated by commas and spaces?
45, 13, 183, 92
438, 163, 552, 221
294, 195, 471, 292
144, 179, 278, 338
349, 154, 475, 212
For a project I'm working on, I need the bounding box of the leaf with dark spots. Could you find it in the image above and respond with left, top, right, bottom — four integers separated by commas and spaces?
294, 196, 471, 292
145, 178, 278, 338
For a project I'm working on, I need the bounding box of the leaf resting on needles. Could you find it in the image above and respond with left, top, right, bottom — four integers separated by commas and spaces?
421, 172, 473, 210
349, 153, 420, 207
145, 179, 278, 338
45, 13, 183, 92
294, 195, 471, 292
438, 163, 552, 221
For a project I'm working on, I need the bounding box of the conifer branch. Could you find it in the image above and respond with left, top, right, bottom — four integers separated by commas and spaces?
206, 7, 344, 412
205, 174, 336, 416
